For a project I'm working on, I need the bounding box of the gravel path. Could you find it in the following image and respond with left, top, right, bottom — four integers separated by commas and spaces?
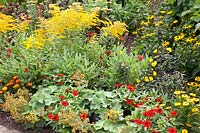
0, 125, 21, 133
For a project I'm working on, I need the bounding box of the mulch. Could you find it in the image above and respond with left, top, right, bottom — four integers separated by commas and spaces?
0, 112, 55, 133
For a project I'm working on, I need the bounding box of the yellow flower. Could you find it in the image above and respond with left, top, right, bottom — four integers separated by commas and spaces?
160, 104, 165, 107
195, 76, 200, 81
153, 71, 157, 76
149, 76, 153, 81
182, 94, 190, 99
183, 102, 189, 106
2, 87, 8, 91
144, 76, 149, 82
182, 129, 188, 133
154, 21, 163, 26
189, 93, 196, 97
166, 47, 172, 53
162, 41, 170, 47
172, 20, 178, 24
184, 25, 192, 29
174, 91, 181, 95
149, 58, 153, 62
147, 15, 155, 20
192, 98, 199, 102
166, 106, 171, 110
192, 108, 198, 113
102, 21, 128, 39
119, 50, 123, 55
132, 31, 138, 35
185, 38, 194, 43
136, 79, 141, 84
174, 102, 181, 106
153, 49, 158, 54
151, 61, 157, 67
167, 10, 173, 15
160, 10, 166, 14
185, 123, 192, 127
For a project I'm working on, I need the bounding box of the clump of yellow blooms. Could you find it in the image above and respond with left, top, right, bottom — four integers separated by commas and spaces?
0, 13, 17, 33
61, 111, 91, 133
1, 89, 31, 123
101, 20, 128, 39
0, 13, 29, 33
23, 3, 99, 49
106, 109, 119, 121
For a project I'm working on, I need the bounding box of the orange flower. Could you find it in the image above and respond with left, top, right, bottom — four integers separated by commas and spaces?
0, 90, 3, 94
13, 76, 19, 80
27, 82, 33, 87
15, 79, 21, 84
13, 84, 20, 89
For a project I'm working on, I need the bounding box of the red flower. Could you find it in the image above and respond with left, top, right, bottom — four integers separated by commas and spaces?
57, 81, 63, 86
126, 84, 135, 92
72, 90, 79, 97
151, 129, 159, 133
6, 53, 11, 58
168, 127, 177, 133
106, 50, 111, 56
57, 73, 64, 77
143, 97, 148, 101
115, 83, 123, 88
170, 110, 177, 117
24, 67, 29, 72
48, 113, 54, 119
142, 119, 152, 129
155, 97, 163, 103
133, 102, 144, 108
129, 118, 143, 125
138, 55, 143, 61
88, 31, 94, 37
7, 48, 12, 53
166, 116, 170, 120
61, 100, 69, 107
154, 108, 163, 114
59, 95, 65, 99
143, 109, 155, 117
80, 113, 88, 120
125, 99, 133, 105
52, 114, 59, 122
120, 36, 124, 41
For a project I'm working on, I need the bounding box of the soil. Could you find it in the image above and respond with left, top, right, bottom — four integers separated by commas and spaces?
0, 112, 55, 133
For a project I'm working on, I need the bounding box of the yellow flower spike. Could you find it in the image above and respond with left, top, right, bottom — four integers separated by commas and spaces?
153, 49, 158, 54
183, 102, 190, 106
153, 71, 157, 76
192, 108, 198, 113
149, 76, 153, 81
189, 93, 196, 97
174, 102, 181, 106
166, 47, 172, 53
2, 87, 8, 91
151, 61, 157, 67
174, 91, 181, 95
182, 129, 188, 133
